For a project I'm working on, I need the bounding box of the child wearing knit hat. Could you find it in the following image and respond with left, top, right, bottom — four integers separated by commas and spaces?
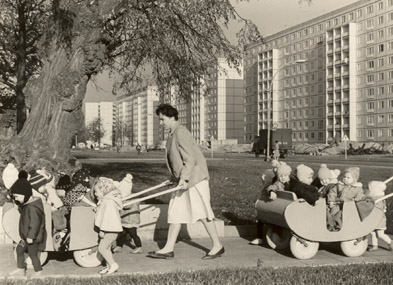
326, 167, 365, 231
288, 164, 319, 206
265, 164, 292, 200
366, 181, 393, 251
317, 164, 341, 198
9, 174, 46, 278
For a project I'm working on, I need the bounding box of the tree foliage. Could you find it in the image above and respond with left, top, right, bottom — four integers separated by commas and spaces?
0, 0, 50, 133
85, 117, 105, 144
0, 0, 261, 174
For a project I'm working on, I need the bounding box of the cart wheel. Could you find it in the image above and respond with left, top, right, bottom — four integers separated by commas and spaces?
73, 246, 103, 268
265, 225, 291, 250
340, 238, 368, 257
13, 245, 48, 269
290, 236, 319, 260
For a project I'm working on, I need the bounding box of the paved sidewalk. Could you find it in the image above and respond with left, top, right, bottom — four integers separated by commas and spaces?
1, 236, 393, 280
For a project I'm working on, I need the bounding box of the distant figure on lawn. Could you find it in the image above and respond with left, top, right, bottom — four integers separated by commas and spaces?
273, 141, 280, 160
147, 103, 224, 260
136, 144, 141, 155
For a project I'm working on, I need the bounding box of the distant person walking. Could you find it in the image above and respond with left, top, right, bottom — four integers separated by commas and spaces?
147, 104, 224, 260
273, 140, 280, 160
136, 143, 141, 155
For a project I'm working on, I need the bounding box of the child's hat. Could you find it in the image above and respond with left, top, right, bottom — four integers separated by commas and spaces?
2, 163, 19, 190
296, 164, 314, 182
271, 160, 280, 168
10, 178, 33, 201
123, 173, 133, 183
368, 181, 386, 196
318, 164, 332, 180
29, 169, 52, 190
277, 164, 292, 177
72, 168, 90, 187
344, 167, 360, 183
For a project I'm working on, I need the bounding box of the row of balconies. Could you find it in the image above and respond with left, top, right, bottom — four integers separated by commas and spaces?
327, 111, 350, 117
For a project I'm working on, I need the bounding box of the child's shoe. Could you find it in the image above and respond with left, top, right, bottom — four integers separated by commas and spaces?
112, 246, 123, 253
249, 238, 263, 245
367, 246, 378, 252
9, 268, 26, 277
130, 247, 143, 254
106, 263, 119, 275
98, 266, 109, 274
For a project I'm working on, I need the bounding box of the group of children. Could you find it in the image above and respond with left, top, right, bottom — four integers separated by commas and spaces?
3, 163, 143, 276
251, 159, 392, 252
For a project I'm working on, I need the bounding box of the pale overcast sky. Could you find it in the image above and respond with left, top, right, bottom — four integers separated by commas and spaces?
84, 0, 358, 103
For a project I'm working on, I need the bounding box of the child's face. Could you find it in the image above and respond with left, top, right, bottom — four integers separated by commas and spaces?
279, 174, 290, 184
301, 174, 314, 185
320, 178, 330, 186
343, 172, 354, 185
13, 194, 25, 204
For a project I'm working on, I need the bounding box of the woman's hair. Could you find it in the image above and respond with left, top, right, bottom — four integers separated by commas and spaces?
155, 104, 178, 121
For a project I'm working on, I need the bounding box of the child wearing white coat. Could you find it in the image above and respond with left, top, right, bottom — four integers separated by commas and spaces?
94, 177, 123, 275
367, 181, 393, 251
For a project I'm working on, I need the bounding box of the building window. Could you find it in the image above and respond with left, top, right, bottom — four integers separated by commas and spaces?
378, 115, 384, 123
389, 129, 393, 137
378, 58, 384, 67
378, 87, 384, 95
367, 116, 375, 125
378, 72, 384, 81
366, 5, 374, 14
378, 100, 385, 109
378, 1, 384, 10
389, 114, 393, 123
367, 60, 375, 69
368, 88, 375, 97
378, 44, 384, 53
367, 102, 375, 111
357, 130, 362, 138
357, 9, 363, 18
367, 130, 374, 138
366, 19, 374, 28
367, 46, 374, 55
378, 30, 384, 39
367, 32, 374, 42
367, 74, 374, 83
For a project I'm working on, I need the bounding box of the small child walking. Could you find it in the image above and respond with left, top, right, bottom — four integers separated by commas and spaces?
94, 177, 123, 275
113, 174, 143, 254
367, 181, 393, 251
9, 173, 46, 277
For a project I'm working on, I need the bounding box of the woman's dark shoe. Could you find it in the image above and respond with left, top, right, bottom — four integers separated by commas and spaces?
202, 247, 225, 260
146, 251, 174, 259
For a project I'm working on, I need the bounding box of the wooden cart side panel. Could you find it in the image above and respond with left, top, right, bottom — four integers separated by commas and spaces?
68, 207, 99, 251
285, 200, 384, 242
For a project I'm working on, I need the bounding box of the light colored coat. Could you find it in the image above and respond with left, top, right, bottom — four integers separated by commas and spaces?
95, 190, 123, 232
166, 122, 209, 188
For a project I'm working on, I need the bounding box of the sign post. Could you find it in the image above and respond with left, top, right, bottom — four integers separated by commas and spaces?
342, 135, 349, 160
210, 135, 215, 159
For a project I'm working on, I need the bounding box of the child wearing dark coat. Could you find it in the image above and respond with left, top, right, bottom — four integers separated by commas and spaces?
9, 172, 46, 277
289, 164, 319, 206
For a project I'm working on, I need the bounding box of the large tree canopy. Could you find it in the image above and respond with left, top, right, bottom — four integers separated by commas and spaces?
0, 0, 50, 133
0, 0, 261, 175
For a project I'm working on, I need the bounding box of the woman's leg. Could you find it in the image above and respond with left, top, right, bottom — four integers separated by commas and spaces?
156, 223, 181, 253
127, 227, 142, 248
98, 232, 118, 266
200, 218, 223, 255
376, 230, 392, 245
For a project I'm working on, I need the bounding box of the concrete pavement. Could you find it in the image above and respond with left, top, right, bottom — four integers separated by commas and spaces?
2, 232, 393, 281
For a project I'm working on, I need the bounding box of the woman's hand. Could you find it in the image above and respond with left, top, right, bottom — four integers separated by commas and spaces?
178, 178, 189, 190
26, 238, 33, 244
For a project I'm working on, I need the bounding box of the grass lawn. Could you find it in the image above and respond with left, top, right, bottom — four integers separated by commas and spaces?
4, 263, 393, 284
72, 150, 393, 233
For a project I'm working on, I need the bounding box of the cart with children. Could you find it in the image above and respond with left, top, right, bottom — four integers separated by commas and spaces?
255, 163, 393, 260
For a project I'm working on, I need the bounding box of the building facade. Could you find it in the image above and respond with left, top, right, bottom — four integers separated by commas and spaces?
174, 58, 244, 145
244, 0, 393, 144
115, 86, 160, 147
84, 102, 115, 146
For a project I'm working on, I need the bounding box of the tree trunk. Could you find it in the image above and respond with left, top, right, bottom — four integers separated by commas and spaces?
0, 1, 114, 173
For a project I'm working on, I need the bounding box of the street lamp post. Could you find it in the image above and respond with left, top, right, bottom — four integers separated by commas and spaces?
265, 59, 306, 161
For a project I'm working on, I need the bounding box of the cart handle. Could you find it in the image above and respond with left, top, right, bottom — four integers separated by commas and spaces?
374, 175, 393, 203
123, 185, 182, 208
122, 180, 171, 201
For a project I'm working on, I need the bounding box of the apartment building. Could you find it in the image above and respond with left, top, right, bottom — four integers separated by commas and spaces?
115, 86, 160, 147
84, 102, 115, 146
244, 0, 393, 144
174, 58, 244, 144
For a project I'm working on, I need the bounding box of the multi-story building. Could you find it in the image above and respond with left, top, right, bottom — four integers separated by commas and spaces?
84, 102, 115, 146
114, 86, 160, 147
244, 0, 393, 144
174, 58, 244, 145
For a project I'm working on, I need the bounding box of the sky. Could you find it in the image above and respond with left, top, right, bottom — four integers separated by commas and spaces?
84, 0, 359, 103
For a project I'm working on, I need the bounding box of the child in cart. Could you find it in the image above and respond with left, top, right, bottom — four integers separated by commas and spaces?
250, 163, 292, 245
289, 164, 319, 206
